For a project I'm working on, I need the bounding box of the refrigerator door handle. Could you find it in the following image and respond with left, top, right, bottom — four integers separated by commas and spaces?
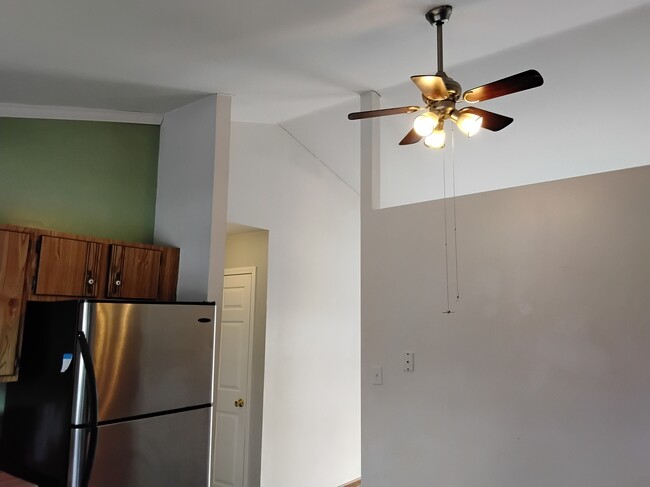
77, 331, 99, 487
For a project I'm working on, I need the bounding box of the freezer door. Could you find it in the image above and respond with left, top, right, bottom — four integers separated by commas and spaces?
73, 302, 216, 424
71, 407, 212, 487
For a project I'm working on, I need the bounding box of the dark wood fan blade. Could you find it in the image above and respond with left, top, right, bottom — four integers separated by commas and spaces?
459, 107, 513, 132
348, 105, 420, 120
399, 128, 422, 145
410, 75, 449, 100
462, 69, 544, 103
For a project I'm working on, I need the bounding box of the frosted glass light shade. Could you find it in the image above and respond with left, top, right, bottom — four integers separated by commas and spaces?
413, 113, 439, 137
456, 112, 482, 137
424, 129, 446, 149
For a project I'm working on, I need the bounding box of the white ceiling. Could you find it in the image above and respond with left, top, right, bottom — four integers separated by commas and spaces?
0, 0, 648, 123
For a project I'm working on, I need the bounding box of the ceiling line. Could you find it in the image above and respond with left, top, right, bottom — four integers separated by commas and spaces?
278, 123, 360, 197
0, 103, 163, 125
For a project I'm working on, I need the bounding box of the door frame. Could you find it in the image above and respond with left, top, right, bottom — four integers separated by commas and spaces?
222, 266, 257, 487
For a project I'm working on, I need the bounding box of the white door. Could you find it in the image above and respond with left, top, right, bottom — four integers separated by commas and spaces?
213, 269, 255, 487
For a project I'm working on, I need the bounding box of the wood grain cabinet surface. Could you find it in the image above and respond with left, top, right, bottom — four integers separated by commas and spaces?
34, 236, 102, 297
0, 230, 30, 378
107, 245, 162, 300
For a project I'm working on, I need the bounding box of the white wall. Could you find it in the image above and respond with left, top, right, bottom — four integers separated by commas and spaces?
154, 94, 230, 301
361, 165, 650, 486
228, 122, 360, 487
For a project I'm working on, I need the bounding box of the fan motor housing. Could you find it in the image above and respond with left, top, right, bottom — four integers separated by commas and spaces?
440, 75, 461, 101
431, 100, 456, 119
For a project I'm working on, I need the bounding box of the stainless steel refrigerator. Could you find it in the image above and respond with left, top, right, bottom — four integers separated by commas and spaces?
0, 300, 218, 487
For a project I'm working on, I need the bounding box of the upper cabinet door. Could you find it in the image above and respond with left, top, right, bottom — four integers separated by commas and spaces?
35, 236, 102, 297
0, 230, 30, 377
108, 245, 161, 300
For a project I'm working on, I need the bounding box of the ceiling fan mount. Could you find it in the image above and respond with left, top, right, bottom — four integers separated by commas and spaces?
425, 5, 453, 26
348, 5, 544, 149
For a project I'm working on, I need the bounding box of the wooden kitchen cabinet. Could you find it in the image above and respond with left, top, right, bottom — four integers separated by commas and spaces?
34, 236, 102, 297
0, 230, 30, 379
26, 228, 179, 303
107, 245, 161, 300
0, 224, 180, 381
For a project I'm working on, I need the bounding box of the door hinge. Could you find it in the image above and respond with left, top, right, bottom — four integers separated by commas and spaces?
32, 276, 38, 292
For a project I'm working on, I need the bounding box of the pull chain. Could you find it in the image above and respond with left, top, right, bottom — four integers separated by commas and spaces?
451, 127, 460, 302
442, 128, 461, 313
442, 142, 452, 313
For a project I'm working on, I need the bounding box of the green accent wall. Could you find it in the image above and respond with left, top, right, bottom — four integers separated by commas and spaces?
0, 117, 160, 242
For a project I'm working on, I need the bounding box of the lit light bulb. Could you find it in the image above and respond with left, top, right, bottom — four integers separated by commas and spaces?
455, 112, 483, 137
413, 112, 439, 137
424, 128, 446, 149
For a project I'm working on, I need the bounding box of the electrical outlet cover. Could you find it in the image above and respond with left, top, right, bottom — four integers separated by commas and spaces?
403, 351, 414, 372
372, 366, 383, 385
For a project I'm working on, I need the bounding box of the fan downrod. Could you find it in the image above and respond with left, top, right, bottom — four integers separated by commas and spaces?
425, 5, 452, 25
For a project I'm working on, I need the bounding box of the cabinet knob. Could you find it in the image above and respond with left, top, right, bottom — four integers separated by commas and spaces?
234, 399, 245, 408
87, 278, 95, 285
115, 280, 122, 287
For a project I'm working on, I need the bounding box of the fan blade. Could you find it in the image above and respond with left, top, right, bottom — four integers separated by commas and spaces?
462, 69, 544, 103
348, 105, 420, 120
399, 128, 422, 146
459, 107, 513, 132
411, 75, 449, 100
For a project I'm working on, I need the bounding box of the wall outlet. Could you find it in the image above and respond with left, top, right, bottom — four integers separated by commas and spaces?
372, 366, 383, 385
403, 351, 414, 372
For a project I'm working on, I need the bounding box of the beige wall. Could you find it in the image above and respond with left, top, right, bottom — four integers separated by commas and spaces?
224, 229, 269, 487
361, 166, 650, 486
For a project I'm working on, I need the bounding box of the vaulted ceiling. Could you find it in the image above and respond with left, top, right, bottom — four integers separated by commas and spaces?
1, 0, 648, 123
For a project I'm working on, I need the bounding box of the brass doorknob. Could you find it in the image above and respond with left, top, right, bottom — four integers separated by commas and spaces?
234, 399, 245, 408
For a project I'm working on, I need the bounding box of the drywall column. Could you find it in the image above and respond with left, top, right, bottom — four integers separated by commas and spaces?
360, 91, 380, 213
359, 90, 380, 484
207, 95, 231, 302
154, 94, 231, 302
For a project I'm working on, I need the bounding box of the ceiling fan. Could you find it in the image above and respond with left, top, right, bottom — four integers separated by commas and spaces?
348, 5, 544, 149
